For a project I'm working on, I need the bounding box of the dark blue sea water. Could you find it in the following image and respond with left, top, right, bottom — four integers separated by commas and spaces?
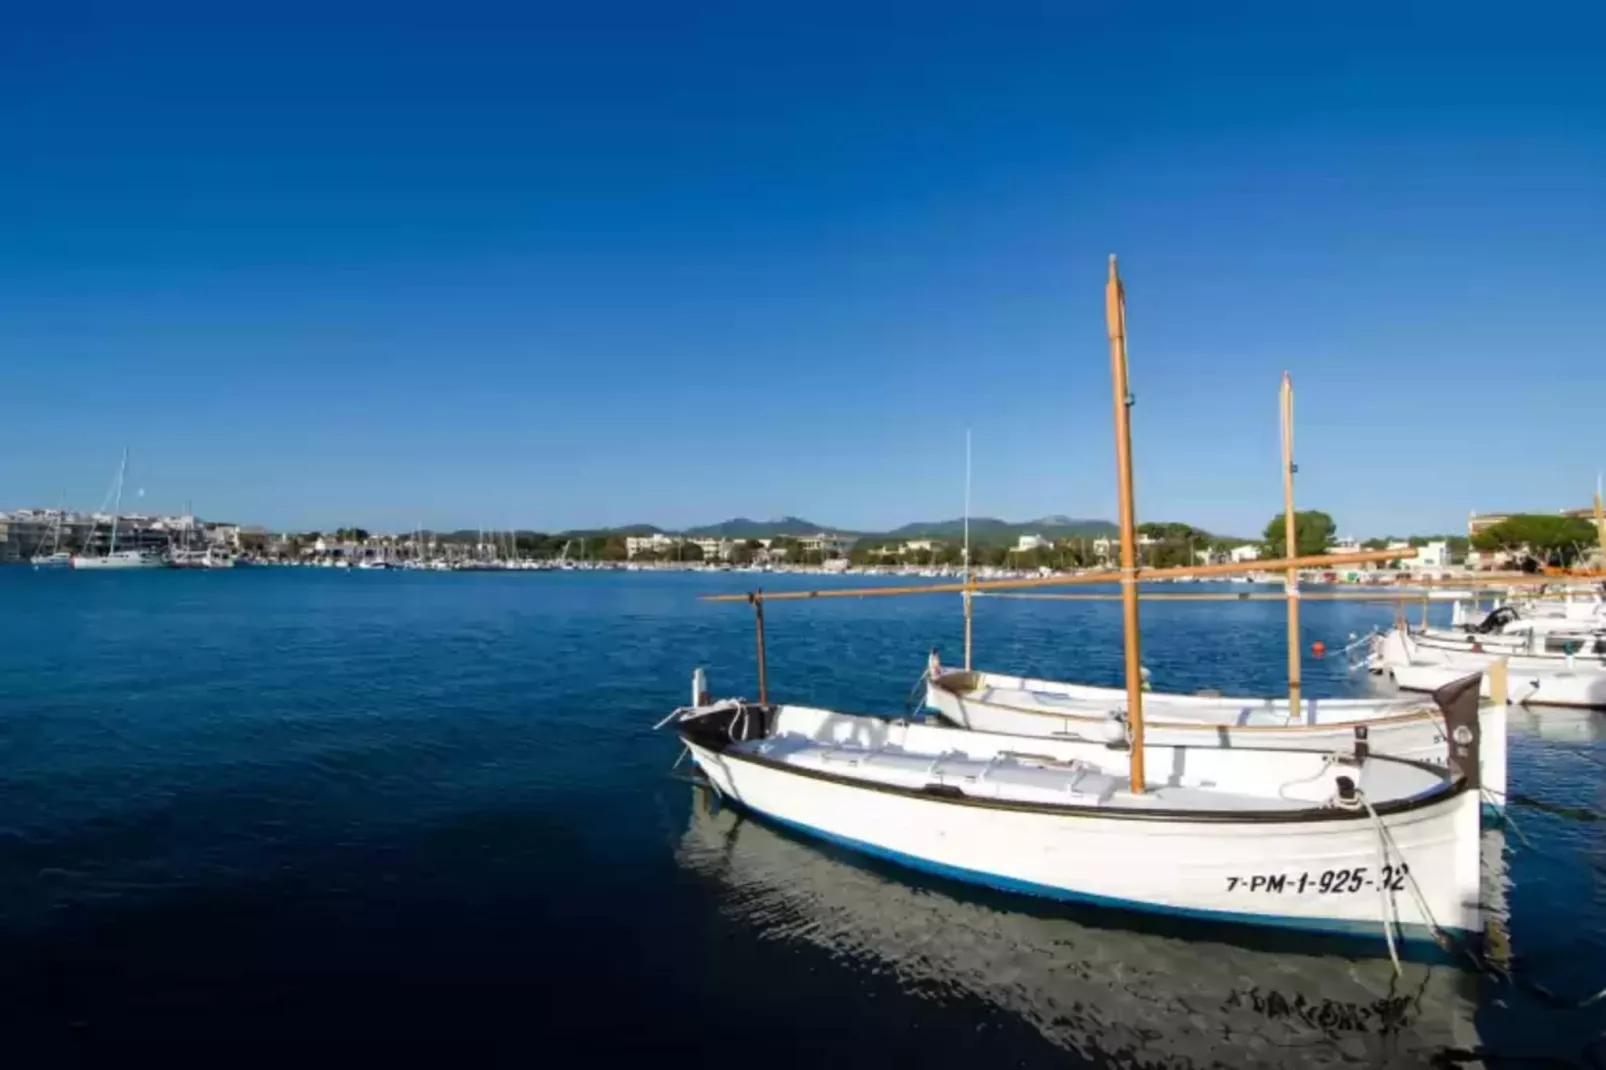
3, 568, 1605, 1065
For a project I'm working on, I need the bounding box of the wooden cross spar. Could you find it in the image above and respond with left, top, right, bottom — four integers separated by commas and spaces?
699, 545, 1416, 602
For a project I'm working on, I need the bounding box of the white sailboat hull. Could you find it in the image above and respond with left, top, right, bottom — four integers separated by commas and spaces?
925, 669, 1508, 803
677, 700, 1483, 949
71, 552, 166, 570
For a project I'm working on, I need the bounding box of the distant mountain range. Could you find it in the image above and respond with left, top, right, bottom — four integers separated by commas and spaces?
879, 515, 1119, 541
681, 516, 831, 539
561, 515, 1124, 543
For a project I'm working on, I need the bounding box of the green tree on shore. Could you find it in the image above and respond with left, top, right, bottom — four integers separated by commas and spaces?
1262, 510, 1336, 558
1471, 515, 1597, 567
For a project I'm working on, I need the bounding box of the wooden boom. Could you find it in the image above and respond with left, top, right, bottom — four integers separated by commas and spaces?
983, 590, 1458, 603
700, 546, 1416, 602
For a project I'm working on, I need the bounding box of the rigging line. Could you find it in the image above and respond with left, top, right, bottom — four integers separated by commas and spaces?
1353, 790, 1403, 975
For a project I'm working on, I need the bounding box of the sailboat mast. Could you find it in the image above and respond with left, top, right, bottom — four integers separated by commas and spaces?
963, 427, 974, 670
1105, 256, 1145, 792
1281, 373, 1302, 712
109, 448, 128, 555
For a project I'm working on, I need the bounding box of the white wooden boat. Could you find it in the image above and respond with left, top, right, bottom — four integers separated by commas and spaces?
1383, 658, 1606, 709
1449, 602, 1604, 639
1452, 594, 1605, 630
671, 671, 1487, 950
1370, 629, 1606, 709
678, 785, 1482, 1066
1373, 627, 1606, 673
924, 666, 1507, 801
1392, 626, 1605, 665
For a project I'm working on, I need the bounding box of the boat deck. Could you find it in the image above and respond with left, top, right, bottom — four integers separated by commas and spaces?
735, 733, 1345, 813
970, 684, 1308, 728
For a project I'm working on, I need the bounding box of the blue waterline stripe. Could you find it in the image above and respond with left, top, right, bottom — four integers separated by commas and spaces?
750, 807, 1468, 950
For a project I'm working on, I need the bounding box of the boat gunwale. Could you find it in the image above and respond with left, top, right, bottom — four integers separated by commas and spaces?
1403, 630, 1606, 664
679, 705, 1474, 826
926, 670, 1443, 734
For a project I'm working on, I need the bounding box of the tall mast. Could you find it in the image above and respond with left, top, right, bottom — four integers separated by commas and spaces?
1106, 256, 1145, 792
109, 448, 128, 555
1280, 373, 1302, 713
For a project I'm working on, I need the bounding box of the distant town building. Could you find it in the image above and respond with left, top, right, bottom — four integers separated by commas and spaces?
690, 537, 734, 561
1015, 533, 1052, 552
901, 539, 937, 554
796, 532, 854, 557
1087, 533, 1160, 565
1228, 544, 1261, 564
1414, 540, 1450, 570
625, 533, 678, 558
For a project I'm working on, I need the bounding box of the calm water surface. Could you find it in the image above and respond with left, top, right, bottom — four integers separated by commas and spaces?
2, 568, 1604, 1065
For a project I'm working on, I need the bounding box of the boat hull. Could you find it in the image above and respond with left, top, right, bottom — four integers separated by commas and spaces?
684, 736, 1479, 948
1381, 629, 1605, 670
71, 553, 167, 569
678, 696, 1486, 952
1372, 630, 1606, 706
924, 671, 1508, 804
1386, 661, 1606, 709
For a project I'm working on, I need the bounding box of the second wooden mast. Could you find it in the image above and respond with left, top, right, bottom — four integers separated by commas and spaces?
1280, 372, 1302, 713
1106, 256, 1146, 792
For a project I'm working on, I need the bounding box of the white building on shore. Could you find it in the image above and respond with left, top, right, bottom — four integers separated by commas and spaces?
1228, 544, 1261, 564
625, 533, 678, 558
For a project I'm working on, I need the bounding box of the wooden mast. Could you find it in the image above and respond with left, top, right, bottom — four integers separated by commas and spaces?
1280, 372, 1302, 714
750, 590, 769, 704
1107, 255, 1145, 792
963, 427, 974, 670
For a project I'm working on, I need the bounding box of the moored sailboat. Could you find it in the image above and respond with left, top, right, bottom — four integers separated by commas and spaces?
1371, 628, 1606, 708
72, 449, 167, 570
922, 370, 1508, 797
29, 505, 72, 568
668, 258, 1490, 956
673, 670, 1485, 949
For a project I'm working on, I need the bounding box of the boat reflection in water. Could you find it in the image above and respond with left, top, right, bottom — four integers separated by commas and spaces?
677, 785, 1483, 1068
1507, 706, 1606, 744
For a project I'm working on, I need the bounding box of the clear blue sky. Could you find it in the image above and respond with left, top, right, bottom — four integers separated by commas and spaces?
3, 2, 1602, 538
